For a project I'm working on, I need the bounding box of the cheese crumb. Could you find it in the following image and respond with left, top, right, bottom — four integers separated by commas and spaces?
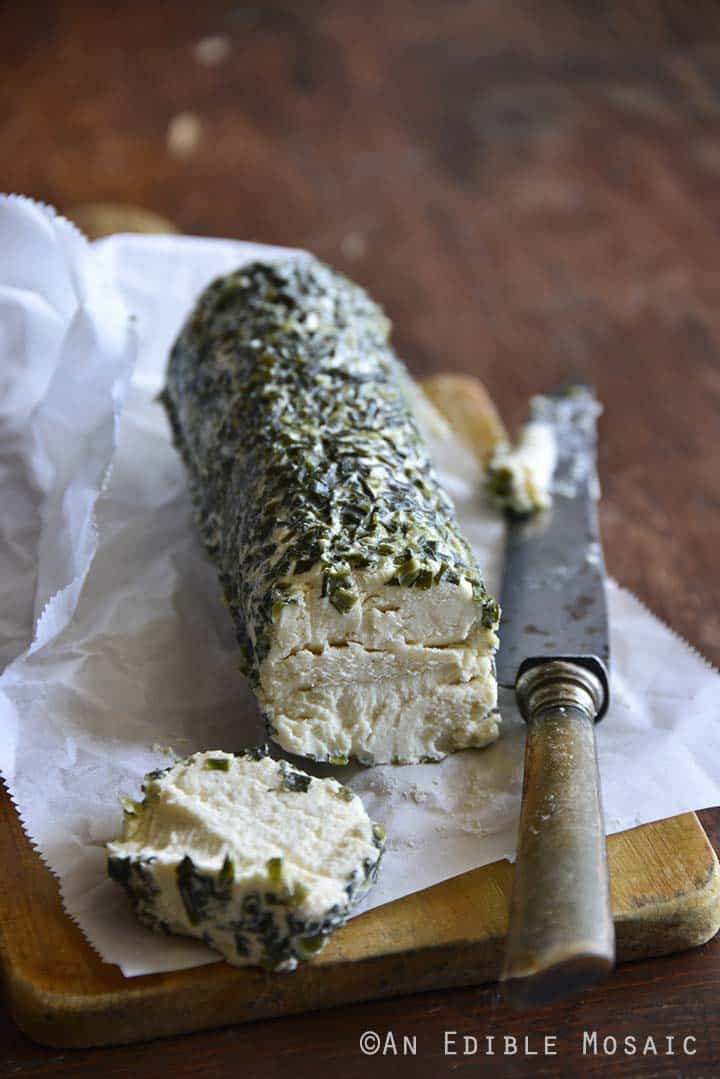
486, 422, 557, 516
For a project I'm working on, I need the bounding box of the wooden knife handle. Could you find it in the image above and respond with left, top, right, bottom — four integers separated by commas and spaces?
500, 660, 615, 1008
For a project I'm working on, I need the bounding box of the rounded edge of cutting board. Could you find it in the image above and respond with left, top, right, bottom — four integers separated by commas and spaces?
63, 202, 179, 240
610, 812, 720, 961
3, 808, 720, 1048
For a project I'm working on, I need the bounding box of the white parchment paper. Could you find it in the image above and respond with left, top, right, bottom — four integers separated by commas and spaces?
1, 195, 719, 978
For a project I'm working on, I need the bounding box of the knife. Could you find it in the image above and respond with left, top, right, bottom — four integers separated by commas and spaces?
496, 384, 615, 1007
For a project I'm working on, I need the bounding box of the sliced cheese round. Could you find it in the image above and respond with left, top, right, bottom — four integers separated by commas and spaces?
107, 748, 384, 972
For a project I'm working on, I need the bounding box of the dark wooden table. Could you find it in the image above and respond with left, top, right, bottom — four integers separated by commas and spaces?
2, 2, 720, 1075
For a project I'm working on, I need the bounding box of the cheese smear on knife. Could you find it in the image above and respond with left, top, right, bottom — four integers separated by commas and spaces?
107, 750, 384, 971
486, 420, 558, 516
162, 257, 500, 764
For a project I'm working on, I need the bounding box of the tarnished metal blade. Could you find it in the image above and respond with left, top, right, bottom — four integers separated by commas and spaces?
496, 385, 609, 691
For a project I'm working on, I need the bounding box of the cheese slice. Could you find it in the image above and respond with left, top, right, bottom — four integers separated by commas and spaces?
107, 749, 385, 971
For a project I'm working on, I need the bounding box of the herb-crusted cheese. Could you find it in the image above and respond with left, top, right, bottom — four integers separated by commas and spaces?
107, 749, 384, 972
486, 420, 557, 516
162, 257, 500, 764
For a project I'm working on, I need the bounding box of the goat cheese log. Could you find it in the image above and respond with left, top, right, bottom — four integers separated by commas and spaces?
162, 257, 500, 764
107, 749, 385, 971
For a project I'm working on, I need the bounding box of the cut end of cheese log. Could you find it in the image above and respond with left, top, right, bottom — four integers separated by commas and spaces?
107, 750, 384, 971
262, 564, 499, 764
162, 257, 500, 765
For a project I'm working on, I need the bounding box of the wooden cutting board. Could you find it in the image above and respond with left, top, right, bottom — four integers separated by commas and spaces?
1, 787, 718, 1049
2, 207, 717, 1048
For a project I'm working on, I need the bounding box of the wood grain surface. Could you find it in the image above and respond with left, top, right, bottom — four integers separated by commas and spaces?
1, 0, 720, 1075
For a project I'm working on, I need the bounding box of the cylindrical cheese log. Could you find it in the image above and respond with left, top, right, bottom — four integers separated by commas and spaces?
162, 257, 500, 764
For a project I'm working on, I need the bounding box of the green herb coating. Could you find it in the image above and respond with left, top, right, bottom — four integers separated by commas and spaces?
204, 757, 230, 771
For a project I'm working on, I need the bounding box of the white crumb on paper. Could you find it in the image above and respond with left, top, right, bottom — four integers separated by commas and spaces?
0, 196, 718, 978
403, 785, 430, 804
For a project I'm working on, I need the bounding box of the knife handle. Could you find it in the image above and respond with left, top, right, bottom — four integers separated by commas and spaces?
500, 660, 615, 1008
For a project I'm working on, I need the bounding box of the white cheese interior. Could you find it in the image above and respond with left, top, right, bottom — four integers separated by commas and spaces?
260, 563, 498, 764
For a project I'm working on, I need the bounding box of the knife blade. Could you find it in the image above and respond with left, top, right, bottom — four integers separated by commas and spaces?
497, 384, 615, 1007
497, 384, 610, 697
